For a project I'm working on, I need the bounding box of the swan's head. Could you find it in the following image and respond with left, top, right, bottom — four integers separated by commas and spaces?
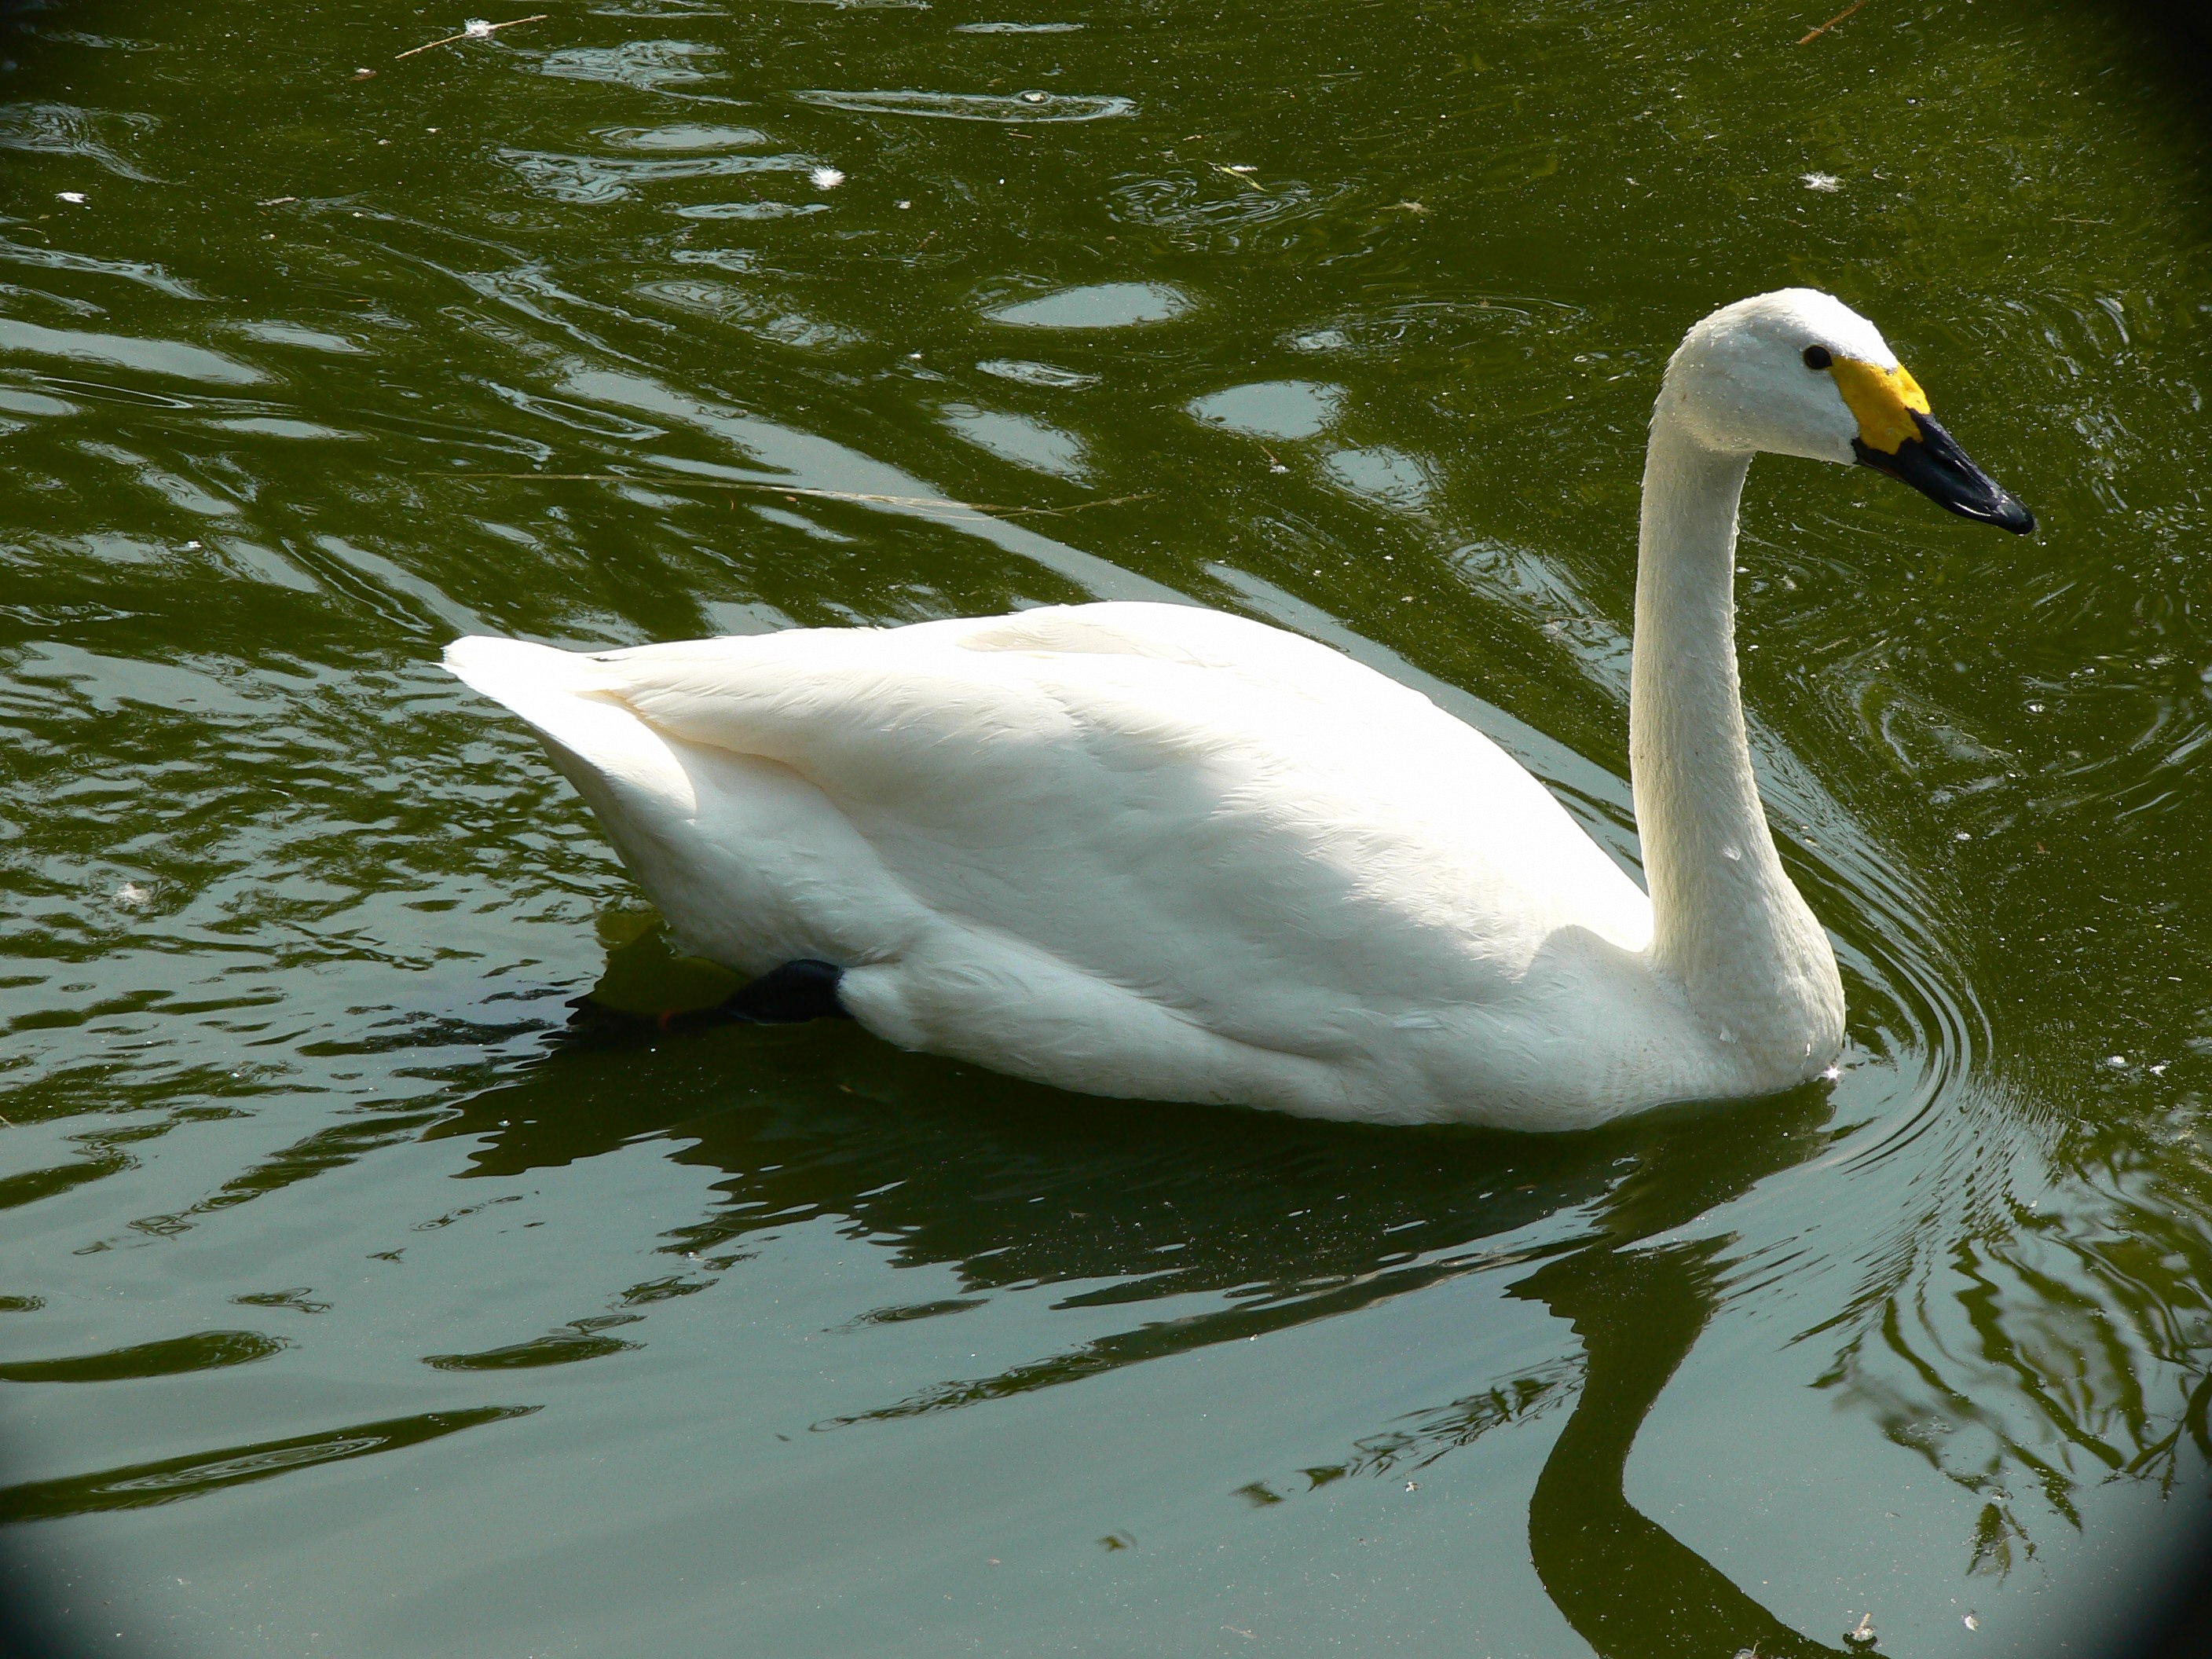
1661, 288, 2034, 534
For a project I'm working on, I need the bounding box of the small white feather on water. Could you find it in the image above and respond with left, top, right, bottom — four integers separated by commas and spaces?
811, 166, 845, 190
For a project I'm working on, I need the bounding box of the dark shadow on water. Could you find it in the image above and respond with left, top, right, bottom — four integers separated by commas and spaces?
422, 921, 1862, 1652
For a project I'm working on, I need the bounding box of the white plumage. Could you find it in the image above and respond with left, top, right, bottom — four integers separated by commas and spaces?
447, 290, 2031, 1128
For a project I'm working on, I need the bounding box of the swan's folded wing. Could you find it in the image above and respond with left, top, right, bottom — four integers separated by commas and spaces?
571, 604, 1650, 1053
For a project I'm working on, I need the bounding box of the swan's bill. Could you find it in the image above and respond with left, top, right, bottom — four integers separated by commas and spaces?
1851, 408, 2036, 536
1828, 356, 1931, 452
1826, 351, 2034, 535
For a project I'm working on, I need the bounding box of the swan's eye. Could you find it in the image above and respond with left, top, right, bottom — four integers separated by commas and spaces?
1802, 345, 1833, 371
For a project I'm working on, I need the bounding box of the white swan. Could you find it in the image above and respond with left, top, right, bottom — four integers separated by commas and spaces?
445, 290, 2031, 1130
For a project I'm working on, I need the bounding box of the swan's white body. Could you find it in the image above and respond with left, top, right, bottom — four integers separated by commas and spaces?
446, 290, 2014, 1130
452, 604, 1712, 1128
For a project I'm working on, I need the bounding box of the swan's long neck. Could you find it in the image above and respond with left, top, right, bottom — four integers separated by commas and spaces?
1630, 412, 1842, 1077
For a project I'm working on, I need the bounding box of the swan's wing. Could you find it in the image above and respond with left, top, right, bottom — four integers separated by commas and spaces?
483, 602, 1650, 1052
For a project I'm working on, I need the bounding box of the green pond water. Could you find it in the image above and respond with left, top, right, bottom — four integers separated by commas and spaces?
2, 1, 2209, 1654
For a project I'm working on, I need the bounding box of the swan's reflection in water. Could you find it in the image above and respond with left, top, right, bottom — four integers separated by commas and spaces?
422, 922, 1856, 1655
1522, 1216, 1848, 1658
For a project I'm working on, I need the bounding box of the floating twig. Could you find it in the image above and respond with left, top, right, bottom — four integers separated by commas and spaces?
1796, 0, 1865, 44
396, 13, 547, 59
430, 472, 1154, 521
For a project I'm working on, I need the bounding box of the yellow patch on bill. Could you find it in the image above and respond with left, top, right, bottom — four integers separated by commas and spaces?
1831, 357, 1932, 455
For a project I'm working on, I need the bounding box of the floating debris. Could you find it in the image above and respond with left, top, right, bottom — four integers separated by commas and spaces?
113, 881, 152, 909
1964, 1613, 1980, 1632
1844, 1613, 1877, 1648
57, 191, 86, 204
1210, 163, 1271, 194
1802, 172, 1843, 192
810, 166, 846, 190
396, 13, 547, 60
1798, 0, 1867, 45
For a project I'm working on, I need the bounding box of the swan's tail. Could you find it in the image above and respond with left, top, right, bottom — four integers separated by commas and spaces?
442, 636, 689, 810
442, 635, 900, 981
443, 635, 628, 738
444, 635, 608, 709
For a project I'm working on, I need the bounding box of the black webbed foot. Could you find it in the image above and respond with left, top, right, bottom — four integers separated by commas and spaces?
657, 959, 851, 1032
712, 959, 851, 1025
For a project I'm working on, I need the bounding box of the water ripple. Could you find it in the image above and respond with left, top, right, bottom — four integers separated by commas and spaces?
537, 40, 723, 90
795, 89, 1135, 123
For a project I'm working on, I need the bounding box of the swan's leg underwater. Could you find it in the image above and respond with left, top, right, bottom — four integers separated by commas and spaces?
688, 959, 851, 1028
576, 958, 854, 1035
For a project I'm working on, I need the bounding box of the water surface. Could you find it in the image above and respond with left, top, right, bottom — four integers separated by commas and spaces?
2, 2, 2210, 1654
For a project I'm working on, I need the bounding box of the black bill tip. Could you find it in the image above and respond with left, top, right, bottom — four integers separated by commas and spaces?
1854, 412, 2035, 536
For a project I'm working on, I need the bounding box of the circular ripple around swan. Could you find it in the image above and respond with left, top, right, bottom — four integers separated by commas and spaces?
1798, 808, 1989, 1175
